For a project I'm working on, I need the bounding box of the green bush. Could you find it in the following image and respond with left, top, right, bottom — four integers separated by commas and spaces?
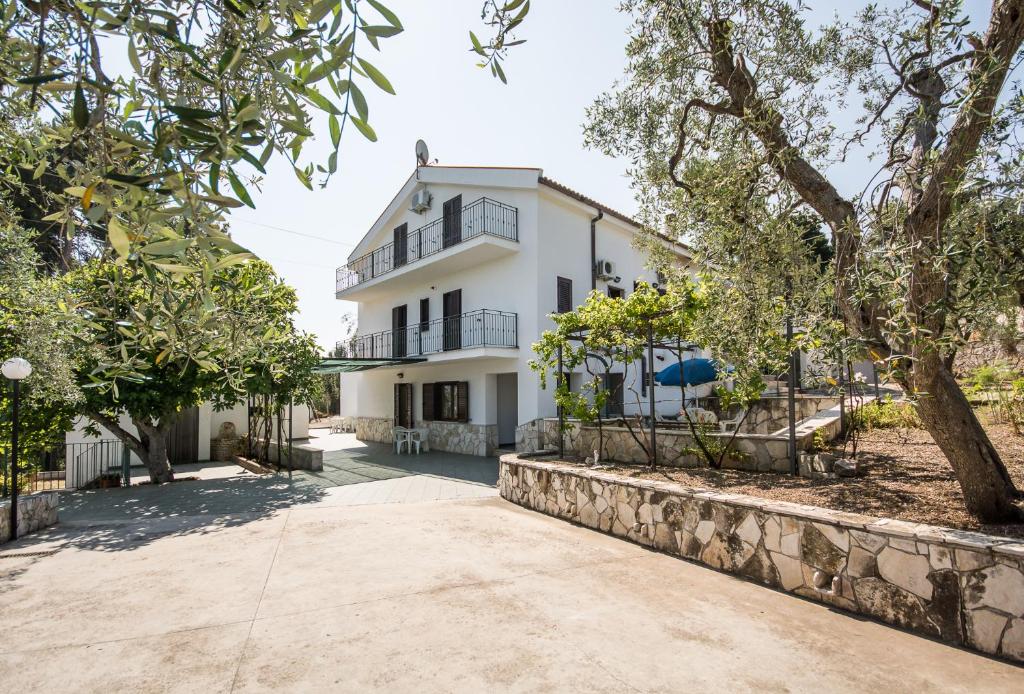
851, 398, 922, 431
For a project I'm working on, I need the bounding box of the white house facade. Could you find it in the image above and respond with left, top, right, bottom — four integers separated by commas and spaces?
336, 165, 698, 456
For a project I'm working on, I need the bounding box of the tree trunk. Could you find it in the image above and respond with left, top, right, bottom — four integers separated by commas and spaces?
908, 354, 1021, 523
132, 418, 174, 484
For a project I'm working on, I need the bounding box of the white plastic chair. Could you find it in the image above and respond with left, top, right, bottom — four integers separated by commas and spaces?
393, 427, 410, 454
407, 430, 423, 455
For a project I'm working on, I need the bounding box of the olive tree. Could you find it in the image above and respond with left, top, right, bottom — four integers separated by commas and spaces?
585, 0, 1024, 521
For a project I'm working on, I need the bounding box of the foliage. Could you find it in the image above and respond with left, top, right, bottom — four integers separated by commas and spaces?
470, 0, 531, 84
582, 0, 1024, 520
66, 254, 321, 480
0, 207, 82, 458
530, 281, 763, 467
851, 398, 923, 432
964, 361, 1024, 432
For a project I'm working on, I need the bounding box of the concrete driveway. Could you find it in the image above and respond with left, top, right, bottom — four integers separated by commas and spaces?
0, 442, 1019, 692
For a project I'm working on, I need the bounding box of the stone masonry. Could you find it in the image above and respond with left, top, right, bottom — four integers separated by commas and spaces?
500, 455, 1024, 663
357, 416, 497, 456
0, 491, 59, 543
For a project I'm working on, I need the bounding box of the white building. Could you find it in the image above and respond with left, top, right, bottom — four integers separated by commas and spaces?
336, 165, 698, 456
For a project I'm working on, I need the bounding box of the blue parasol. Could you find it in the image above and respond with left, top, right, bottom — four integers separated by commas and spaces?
654, 358, 720, 386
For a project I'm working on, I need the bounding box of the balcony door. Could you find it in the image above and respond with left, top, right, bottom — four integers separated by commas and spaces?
392, 304, 407, 358
442, 289, 461, 351
442, 195, 462, 249
393, 223, 408, 268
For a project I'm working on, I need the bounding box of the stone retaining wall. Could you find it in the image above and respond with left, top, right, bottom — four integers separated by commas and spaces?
499, 455, 1024, 663
536, 418, 826, 473
0, 491, 59, 543
357, 416, 497, 457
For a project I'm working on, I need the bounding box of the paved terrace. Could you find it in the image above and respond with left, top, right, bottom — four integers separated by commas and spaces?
0, 435, 1019, 692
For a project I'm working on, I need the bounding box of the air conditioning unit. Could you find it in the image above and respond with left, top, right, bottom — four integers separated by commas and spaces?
595, 259, 617, 280
410, 189, 432, 214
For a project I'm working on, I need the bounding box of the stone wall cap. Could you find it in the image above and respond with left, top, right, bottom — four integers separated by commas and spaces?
499, 453, 1022, 549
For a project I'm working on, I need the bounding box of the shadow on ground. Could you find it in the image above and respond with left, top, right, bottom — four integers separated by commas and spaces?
2, 440, 498, 556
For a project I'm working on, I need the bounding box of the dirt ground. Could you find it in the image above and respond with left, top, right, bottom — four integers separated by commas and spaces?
576, 421, 1024, 539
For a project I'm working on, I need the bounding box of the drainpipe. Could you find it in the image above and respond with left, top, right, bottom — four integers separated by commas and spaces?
590, 210, 603, 291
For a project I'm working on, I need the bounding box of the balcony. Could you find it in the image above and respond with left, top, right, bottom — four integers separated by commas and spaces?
336, 309, 518, 361
335, 197, 519, 300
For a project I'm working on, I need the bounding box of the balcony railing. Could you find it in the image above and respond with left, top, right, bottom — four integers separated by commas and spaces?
336, 309, 518, 359
336, 197, 518, 292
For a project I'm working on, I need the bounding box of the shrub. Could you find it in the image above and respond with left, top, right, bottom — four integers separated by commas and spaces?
851, 398, 922, 431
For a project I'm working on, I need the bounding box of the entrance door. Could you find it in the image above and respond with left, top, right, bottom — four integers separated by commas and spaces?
496, 373, 518, 447
442, 289, 461, 351
602, 373, 624, 418
442, 195, 462, 248
167, 407, 199, 464
394, 383, 414, 429
392, 304, 407, 358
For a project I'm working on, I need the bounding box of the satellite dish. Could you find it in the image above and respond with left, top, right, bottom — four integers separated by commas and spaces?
415, 139, 430, 167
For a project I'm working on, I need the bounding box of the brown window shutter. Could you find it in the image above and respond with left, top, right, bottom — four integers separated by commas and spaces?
456, 381, 469, 422
557, 276, 572, 313
422, 383, 435, 421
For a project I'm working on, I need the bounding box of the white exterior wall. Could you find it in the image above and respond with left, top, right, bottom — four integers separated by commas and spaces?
67, 400, 310, 466
338, 167, 698, 450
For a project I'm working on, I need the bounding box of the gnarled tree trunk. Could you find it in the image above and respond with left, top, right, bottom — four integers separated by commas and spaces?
906, 353, 1021, 523
132, 418, 174, 483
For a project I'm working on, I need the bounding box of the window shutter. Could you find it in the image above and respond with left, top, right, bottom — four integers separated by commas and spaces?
422, 383, 435, 421
456, 381, 469, 423
394, 384, 400, 425
557, 276, 572, 313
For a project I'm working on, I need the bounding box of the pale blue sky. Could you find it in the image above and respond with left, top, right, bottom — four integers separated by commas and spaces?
226, 0, 993, 352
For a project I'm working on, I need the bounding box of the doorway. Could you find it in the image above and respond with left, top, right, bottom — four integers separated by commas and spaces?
442, 289, 462, 351
496, 373, 518, 447
394, 383, 414, 429
167, 407, 199, 464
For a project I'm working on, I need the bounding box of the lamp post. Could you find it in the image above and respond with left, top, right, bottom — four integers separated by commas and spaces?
3, 357, 32, 542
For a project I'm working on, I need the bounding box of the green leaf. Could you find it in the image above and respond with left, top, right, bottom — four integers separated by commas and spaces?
303, 88, 341, 115
107, 217, 131, 258
166, 105, 221, 120
141, 239, 195, 256
361, 24, 402, 38
73, 84, 90, 128
350, 82, 368, 121
469, 32, 486, 57
201, 194, 246, 209
227, 169, 256, 208
494, 60, 507, 84
212, 252, 254, 270
357, 58, 395, 94
17, 72, 67, 85
350, 116, 377, 142
366, 0, 403, 29
329, 114, 341, 147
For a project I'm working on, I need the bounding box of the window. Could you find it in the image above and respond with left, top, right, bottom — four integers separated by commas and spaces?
607, 286, 625, 299
422, 381, 468, 422
557, 276, 572, 313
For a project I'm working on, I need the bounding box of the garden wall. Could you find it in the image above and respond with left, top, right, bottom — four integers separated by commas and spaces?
0, 491, 59, 543
499, 455, 1024, 663
533, 409, 844, 473
356, 416, 498, 456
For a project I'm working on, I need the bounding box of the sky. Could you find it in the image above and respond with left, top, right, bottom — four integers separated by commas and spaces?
225, 0, 994, 353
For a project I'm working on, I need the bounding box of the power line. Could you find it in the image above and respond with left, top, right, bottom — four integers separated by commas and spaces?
229, 217, 357, 247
